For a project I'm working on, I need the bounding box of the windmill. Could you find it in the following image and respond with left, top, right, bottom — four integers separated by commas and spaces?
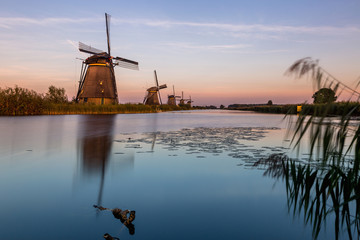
143, 70, 167, 105
76, 13, 139, 104
167, 85, 181, 106
179, 91, 186, 105
186, 95, 194, 107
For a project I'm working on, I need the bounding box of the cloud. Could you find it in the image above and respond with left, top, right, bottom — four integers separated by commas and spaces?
1, 16, 359, 36
164, 42, 252, 51
113, 18, 360, 35
0, 17, 100, 28
66, 40, 78, 50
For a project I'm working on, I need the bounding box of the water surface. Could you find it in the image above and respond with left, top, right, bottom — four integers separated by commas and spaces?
0, 110, 338, 239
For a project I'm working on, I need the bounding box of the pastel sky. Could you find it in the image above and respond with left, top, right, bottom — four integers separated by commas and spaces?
1, 0, 360, 106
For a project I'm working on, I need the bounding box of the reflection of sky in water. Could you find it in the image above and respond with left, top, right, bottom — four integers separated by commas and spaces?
0, 111, 335, 239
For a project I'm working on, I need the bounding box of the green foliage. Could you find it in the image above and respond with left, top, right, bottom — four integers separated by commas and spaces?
312, 88, 337, 104
44, 85, 68, 104
267, 100, 273, 105
0, 86, 46, 115
0, 85, 194, 116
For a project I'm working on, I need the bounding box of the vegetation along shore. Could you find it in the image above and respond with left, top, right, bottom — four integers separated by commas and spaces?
0, 86, 192, 116
227, 102, 360, 116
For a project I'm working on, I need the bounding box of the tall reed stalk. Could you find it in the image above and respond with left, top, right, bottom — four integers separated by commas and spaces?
255, 58, 360, 239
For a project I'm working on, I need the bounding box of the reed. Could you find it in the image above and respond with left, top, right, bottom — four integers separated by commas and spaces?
269, 58, 360, 239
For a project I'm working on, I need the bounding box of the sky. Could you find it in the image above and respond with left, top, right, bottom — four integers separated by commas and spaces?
0, 0, 360, 106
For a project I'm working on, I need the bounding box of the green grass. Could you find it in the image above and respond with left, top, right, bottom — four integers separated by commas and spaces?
44, 103, 192, 115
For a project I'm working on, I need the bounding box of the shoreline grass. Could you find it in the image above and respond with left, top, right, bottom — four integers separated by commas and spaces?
0, 85, 193, 116
0, 103, 193, 116
228, 102, 360, 116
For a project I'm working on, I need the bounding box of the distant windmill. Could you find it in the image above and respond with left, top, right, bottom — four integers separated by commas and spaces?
179, 91, 186, 105
167, 85, 181, 106
76, 13, 139, 104
143, 70, 167, 105
186, 95, 194, 107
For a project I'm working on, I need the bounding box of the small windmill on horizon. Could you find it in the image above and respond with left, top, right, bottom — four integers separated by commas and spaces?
179, 91, 186, 105
167, 85, 181, 106
186, 95, 194, 107
75, 13, 139, 105
179, 91, 193, 107
143, 70, 167, 105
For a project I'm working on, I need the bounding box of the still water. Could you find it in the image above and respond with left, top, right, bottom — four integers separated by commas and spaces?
0, 110, 340, 239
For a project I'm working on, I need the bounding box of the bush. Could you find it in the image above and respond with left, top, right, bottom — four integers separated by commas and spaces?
0, 86, 46, 115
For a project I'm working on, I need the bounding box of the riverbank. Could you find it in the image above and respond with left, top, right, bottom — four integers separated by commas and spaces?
0, 86, 195, 116
228, 102, 360, 116
0, 103, 193, 116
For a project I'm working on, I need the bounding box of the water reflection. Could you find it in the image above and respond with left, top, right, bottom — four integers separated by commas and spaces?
77, 115, 116, 207
76, 114, 136, 204
77, 115, 115, 175
256, 154, 360, 240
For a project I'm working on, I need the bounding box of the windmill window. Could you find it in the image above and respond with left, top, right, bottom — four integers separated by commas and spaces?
99, 81, 103, 85
84, 98, 88, 102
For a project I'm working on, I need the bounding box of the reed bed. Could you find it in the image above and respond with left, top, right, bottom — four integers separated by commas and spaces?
0, 86, 192, 116
44, 103, 191, 115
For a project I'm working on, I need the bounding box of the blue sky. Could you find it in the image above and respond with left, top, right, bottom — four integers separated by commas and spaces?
1, 0, 360, 105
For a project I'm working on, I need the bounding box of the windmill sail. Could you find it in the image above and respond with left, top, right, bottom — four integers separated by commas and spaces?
114, 57, 139, 70
105, 13, 111, 56
79, 42, 104, 55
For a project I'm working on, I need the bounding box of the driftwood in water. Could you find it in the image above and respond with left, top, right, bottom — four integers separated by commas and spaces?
94, 205, 136, 235
103, 233, 119, 240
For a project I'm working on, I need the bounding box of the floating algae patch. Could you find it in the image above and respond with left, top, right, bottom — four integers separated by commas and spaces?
113, 127, 289, 165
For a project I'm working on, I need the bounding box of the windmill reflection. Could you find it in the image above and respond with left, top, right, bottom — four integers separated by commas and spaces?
77, 114, 135, 205
77, 114, 137, 237
77, 114, 116, 206
256, 154, 360, 240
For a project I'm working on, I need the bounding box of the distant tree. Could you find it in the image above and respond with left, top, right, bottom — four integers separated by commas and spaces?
45, 85, 68, 104
220, 104, 225, 109
267, 100, 273, 105
312, 88, 337, 104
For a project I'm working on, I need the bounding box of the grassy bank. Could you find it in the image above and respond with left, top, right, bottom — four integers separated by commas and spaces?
0, 86, 192, 116
228, 102, 360, 116
0, 101, 192, 116
43, 103, 192, 115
